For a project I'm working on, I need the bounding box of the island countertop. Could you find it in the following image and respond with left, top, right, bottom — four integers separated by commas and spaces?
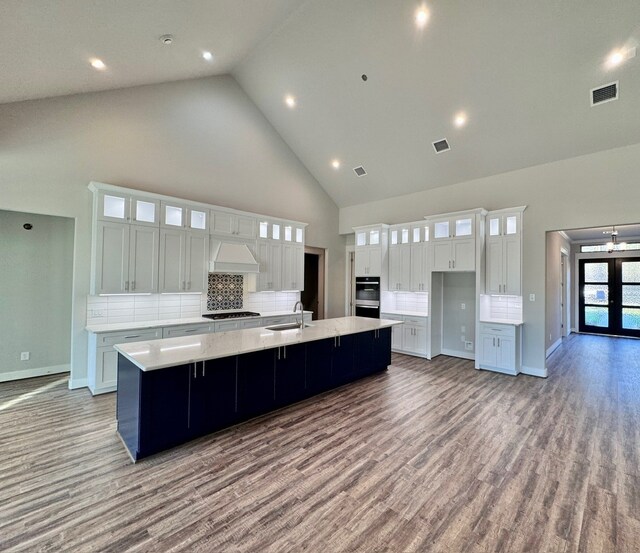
114, 316, 402, 371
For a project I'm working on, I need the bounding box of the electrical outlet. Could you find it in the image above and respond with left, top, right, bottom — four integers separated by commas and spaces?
529, 294, 536, 302
465, 341, 473, 351
20, 352, 30, 361
460, 303, 466, 310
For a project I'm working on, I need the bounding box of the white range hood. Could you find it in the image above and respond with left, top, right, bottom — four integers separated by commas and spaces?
209, 240, 260, 273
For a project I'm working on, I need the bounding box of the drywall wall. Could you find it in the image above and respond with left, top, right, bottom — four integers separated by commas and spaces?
0, 210, 73, 379
546, 231, 571, 355
441, 272, 476, 356
0, 75, 344, 387
339, 141, 640, 374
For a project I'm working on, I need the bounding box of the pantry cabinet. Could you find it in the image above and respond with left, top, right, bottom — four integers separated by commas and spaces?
282, 243, 304, 291
428, 211, 483, 272
256, 239, 283, 291
410, 223, 430, 292
485, 209, 524, 295
354, 224, 388, 278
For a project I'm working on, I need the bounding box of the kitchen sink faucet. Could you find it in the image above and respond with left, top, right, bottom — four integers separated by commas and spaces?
293, 301, 304, 329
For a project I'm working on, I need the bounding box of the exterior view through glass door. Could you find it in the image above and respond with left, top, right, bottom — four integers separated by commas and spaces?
579, 258, 640, 337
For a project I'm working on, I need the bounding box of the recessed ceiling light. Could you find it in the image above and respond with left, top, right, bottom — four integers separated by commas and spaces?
89, 58, 106, 70
454, 112, 467, 128
160, 34, 174, 46
202, 51, 214, 62
331, 159, 341, 169
285, 95, 296, 108
415, 6, 430, 28
606, 47, 636, 69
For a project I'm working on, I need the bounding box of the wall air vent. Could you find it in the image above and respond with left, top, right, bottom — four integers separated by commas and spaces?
432, 139, 450, 153
591, 81, 618, 106
353, 165, 367, 177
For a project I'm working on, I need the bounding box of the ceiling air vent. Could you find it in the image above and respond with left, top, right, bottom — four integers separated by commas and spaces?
353, 165, 367, 177
591, 81, 618, 106
432, 139, 450, 154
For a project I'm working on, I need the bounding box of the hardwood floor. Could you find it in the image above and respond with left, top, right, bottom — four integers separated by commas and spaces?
1, 333, 639, 552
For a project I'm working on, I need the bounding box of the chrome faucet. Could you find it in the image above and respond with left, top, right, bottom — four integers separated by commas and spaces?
293, 301, 304, 329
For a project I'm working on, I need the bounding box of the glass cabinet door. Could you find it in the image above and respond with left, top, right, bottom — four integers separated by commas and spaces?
131, 198, 159, 226
98, 192, 130, 222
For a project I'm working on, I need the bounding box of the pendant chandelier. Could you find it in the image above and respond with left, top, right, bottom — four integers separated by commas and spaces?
606, 226, 627, 253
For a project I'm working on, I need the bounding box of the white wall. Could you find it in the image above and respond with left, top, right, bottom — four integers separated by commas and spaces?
339, 142, 640, 373
0, 75, 344, 387
0, 210, 74, 379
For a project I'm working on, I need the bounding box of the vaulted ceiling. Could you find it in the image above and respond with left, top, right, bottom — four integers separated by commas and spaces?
2, 0, 640, 208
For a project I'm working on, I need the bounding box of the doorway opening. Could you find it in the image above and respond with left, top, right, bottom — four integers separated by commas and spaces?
0, 209, 74, 383
301, 246, 325, 320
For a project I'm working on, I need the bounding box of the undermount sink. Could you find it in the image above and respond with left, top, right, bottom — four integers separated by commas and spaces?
265, 323, 313, 331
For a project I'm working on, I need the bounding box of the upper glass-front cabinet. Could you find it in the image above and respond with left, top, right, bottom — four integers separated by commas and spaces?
161, 202, 208, 231
97, 192, 159, 227
390, 226, 411, 246
432, 216, 474, 240
411, 223, 429, 243
487, 212, 520, 237
356, 228, 383, 246
283, 224, 305, 244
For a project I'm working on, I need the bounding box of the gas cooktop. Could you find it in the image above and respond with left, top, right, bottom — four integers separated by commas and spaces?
202, 311, 261, 321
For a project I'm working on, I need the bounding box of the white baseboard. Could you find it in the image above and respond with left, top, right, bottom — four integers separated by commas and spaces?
546, 338, 563, 358
0, 364, 70, 383
521, 365, 548, 378
478, 365, 518, 376
68, 377, 88, 390
441, 348, 475, 361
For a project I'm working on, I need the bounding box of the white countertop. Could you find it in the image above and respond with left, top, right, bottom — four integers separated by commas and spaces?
85, 310, 313, 333
479, 319, 524, 326
115, 316, 402, 371
380, 310, 429, 318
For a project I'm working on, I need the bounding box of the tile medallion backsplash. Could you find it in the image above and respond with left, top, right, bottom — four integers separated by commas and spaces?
208, 274, 244, 311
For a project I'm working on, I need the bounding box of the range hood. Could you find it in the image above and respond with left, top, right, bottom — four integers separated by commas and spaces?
209, 240, 260, 273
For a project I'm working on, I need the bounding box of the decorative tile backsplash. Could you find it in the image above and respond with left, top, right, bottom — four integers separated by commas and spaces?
207, 274, 244, 311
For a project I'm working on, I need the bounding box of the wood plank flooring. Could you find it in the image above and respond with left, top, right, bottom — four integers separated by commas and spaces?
1, 333, 639, 552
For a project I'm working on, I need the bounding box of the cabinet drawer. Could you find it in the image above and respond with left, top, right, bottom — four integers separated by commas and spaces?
403, 316, 427, 327
261, 316, 291, 326
98, 328, 161, 347
214, 320, 241, 332
479, 323, 516, 337
240, 318, 264, 329
162, 324, 213, 338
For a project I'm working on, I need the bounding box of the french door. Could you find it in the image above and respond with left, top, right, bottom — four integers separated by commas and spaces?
579, 257, 640, 338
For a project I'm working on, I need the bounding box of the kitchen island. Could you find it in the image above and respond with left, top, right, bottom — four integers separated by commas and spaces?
115, 316, 401, 461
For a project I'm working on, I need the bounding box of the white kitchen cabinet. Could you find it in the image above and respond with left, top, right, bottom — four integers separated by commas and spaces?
381, 313, 427, 357
128, 225, 159, 293
88, 328, 162, 395
355, 247, 382, 277
432, 238, 475, 271
161, 201, 208, 232
388, 244, 411, 291
282, 243, 304, 291
159, 230, 209, 293
93, 222, 159, 294
477, 322, 521, 375
485, 209, 524, 295
97, 191, 160, 227
256, 240, 283, 291
410, 223, 430, 292
211, 210, 256, 239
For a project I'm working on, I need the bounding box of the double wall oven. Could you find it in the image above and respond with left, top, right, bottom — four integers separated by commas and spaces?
355, 276, 380, 318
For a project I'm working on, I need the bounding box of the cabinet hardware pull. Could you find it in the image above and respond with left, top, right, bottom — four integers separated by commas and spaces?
131, 281, 135, 291
202, 362, 206, 377
277, 347, 280, 360
182, 281, 186, 290
193, 365, 197, 379
497, 338, 500, 347
124, 281, 129, 291
184, 329, 197, 333
493, 337, 495, 346
187, 281, 191, 290
284, 346, 287, 359
338, 335, 341, 347
124, 335, 140, 339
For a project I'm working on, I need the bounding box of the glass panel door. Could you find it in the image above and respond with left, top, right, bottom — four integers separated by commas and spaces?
579, 257, 640, 337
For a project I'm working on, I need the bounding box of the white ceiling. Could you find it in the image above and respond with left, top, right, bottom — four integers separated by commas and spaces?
563, 224, 640, 242
0, 0, 303, 104
2, 1, 640, 209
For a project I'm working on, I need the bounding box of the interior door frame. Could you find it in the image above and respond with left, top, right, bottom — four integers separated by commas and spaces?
304, 245, 326, 320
